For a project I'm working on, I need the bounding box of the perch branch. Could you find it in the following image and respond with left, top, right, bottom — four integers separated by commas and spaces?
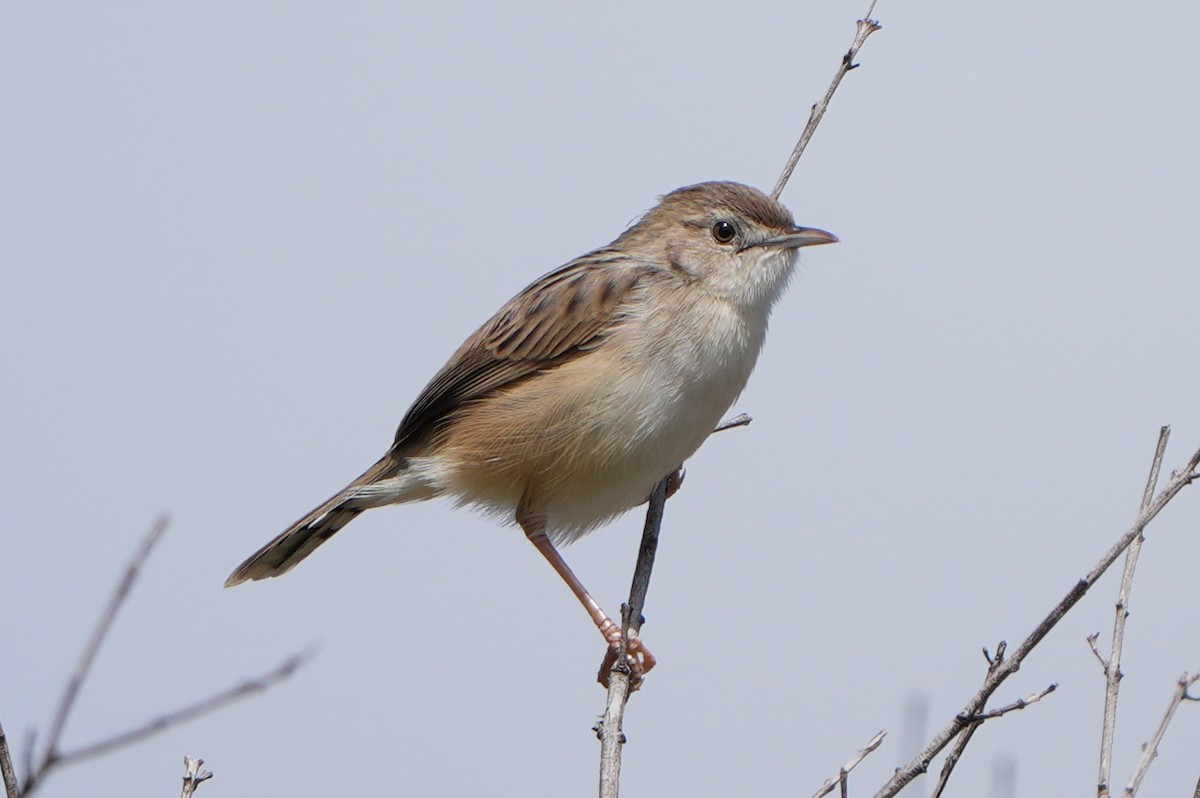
771, 0, 882, 199
597, 475, 669, 798
595, 410, 754, 795
1097, 426, 1170, 798
872, 435, 1200, 798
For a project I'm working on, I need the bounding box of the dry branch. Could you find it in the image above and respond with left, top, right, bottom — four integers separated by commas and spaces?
930, 677, 1057, 796
810, 730, 886, 798
5, 517, 311, 797
872, 434, 1200, 798
1097, 426, 1170, 797
0, 722, 17, 798
597, 475, 669, 798
771, 0, 882, 199
180, 756, 213, 798
1125, 671, 1200, 796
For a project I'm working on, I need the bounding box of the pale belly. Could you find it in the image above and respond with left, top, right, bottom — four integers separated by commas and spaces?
414, 298, 765, 541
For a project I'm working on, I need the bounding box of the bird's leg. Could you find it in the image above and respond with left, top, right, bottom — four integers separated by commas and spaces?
517, 501, 656, 686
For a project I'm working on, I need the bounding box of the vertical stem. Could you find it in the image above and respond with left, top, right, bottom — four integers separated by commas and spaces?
1098, 427, 1170, 797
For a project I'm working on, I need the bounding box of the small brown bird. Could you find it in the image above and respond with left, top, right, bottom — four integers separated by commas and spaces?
226, 181, 836, 676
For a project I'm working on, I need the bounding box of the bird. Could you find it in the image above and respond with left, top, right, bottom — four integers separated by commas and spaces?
225, 180, 837, 679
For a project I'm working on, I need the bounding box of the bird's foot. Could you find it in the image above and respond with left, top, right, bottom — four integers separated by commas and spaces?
596, 622, 657, 690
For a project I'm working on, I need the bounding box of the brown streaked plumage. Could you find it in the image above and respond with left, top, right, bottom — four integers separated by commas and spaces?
225, 181, 837, 681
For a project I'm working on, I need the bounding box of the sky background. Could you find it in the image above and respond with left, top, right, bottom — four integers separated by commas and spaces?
3, 1, 1199, 796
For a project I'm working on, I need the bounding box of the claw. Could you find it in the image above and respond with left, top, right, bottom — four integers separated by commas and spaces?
596, 626, 657, 690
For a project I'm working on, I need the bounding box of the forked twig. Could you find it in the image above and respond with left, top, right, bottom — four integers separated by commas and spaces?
930, 680, 1057, 798
1125, 671, 1200, 796
7, 518, 312, 797
41, 516, 170, 767
873, 434, 1200, 798
771, 0, 883, 199
180, 756, 213, 798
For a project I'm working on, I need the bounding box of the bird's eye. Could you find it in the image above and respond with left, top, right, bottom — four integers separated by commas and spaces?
711, 220, 737, 244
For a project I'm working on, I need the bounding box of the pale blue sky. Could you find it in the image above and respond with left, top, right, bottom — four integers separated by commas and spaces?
3, 2, 1199, 795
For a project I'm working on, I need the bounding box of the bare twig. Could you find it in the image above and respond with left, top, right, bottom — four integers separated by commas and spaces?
930, 724, 979, 798
963, 683, 1057, 723
1087, 632, 1108, 669
873, 436, 1200, 798
597, 475, 670, 798
180, 756, 213, 798
771, 0, 882, 199
14, 517, 313, 797
596, 411, 758, 793
42, 516, 169, 766
1098, 426, 1170, 797
810, 730, 886, 798
0, 721, 18, 798
21, 516, 169, 795
44, 650, 311, 772
713, 413, 753, 434
1124, 671, 1200, 796
930, 684, 1057, 797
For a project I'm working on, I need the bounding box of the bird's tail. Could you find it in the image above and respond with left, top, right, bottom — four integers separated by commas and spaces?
225, 454, 426, 587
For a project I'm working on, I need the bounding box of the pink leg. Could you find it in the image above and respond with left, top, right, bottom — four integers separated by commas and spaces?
517, 502, 656, 685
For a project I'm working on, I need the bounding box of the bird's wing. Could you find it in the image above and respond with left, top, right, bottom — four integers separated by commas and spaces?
392, 252, 649, 449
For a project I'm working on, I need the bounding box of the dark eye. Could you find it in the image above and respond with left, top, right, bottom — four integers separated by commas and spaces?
711, 220, 737, 244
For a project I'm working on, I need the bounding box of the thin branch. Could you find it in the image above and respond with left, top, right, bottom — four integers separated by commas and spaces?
964, 683, 1057, 723
1099, 426, 1170, 798
810, 730, 886, 798
872, 436, 1200, 798
1087, 632, 1109, 669
713, 413, 753, 434
595, 411, 757, 793
47, 650, 311, 771
771, 0, 883, 199
180, 756, 213, 798
39, 515, 169, 771
930, 724, 979, 798
1125, 671, 1200, 796
0, 721, 18, 798
15, 517, 313, 797
930, 684, 1057, 797
597, 475, 669, 798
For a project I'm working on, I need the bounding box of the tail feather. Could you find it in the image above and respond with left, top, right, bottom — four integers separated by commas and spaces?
225, 454, 410, 587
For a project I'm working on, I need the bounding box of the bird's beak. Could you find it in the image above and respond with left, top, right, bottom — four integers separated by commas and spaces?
758, 227, 839, 249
